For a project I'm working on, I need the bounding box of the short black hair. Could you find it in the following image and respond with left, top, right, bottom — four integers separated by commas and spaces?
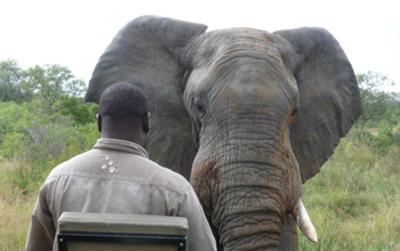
99, 82, 148, 121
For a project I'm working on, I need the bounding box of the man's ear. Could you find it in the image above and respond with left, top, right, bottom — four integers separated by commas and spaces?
143, 115, 149, 133
96, 113, 102, 132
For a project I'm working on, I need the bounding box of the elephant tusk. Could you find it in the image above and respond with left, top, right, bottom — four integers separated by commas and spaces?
293, 199, 318, 243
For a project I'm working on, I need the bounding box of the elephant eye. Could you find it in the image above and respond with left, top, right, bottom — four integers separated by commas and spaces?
193, 97, 206, 117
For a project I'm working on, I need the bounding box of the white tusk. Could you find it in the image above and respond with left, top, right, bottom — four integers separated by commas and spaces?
293, 199, 318, 243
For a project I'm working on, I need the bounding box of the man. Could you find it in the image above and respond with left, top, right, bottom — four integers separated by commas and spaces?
25, 82, 216, 251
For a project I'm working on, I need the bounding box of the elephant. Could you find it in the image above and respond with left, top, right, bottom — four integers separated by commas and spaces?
85, 16, 361, 250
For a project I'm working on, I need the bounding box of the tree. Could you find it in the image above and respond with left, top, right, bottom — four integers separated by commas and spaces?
355, 72, 400, 152
56, 96, 97, 124
0, 60, 87, 105
0, 59, 30, 102
357, 71, 399, 125
26, 64, 86, 107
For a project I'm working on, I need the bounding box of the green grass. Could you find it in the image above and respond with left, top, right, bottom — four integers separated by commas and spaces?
0, 139, 399, 250
299, 140, 400, 250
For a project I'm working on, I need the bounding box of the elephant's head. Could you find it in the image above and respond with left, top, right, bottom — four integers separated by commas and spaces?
86, 16, 361, 250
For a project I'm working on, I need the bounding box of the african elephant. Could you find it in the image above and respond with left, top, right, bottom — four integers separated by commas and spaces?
85, 16, 361, 250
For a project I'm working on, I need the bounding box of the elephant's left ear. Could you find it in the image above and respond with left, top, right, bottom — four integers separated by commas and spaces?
274, 28, 362, 183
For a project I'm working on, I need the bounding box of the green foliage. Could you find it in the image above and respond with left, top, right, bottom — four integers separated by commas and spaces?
55, 96, 97, 124
26, 64, 86, 107
75, 122, 100, 150
0, 59, 86, 105
1, 132, 24, 159
0, 102, 37, 142
357, 71, 400, 125
0, 59, 30, 102
0, 59, 98, 192
352, 72, 400, 153
357, 72, 398, 123
0, 118, 99, 191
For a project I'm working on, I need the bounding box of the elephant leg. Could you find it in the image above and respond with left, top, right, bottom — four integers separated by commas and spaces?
279, 215, 298, 251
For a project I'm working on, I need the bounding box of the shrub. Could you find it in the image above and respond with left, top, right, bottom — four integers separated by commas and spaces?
55, 96, 97, 124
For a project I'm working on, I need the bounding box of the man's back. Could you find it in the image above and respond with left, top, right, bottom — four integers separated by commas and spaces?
48, 138, 190, 218
25, 138, 216, 251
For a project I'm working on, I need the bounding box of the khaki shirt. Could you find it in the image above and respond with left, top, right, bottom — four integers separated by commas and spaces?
25, 138, 216, 251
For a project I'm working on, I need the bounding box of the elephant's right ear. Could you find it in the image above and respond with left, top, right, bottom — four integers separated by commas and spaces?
86, 16, 207, 179
274, 28, 362, 183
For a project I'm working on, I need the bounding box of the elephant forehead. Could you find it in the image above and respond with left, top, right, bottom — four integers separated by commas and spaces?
188, 54, 298, 101
193, 28, 283, 66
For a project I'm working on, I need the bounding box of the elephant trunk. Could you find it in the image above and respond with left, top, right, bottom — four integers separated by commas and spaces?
219, 160, 291, 250
191, 104, 302, 250
193, 144, 299, 250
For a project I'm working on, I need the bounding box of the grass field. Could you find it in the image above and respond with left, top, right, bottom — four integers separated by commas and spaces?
300, 139, 400, 250
0, 161, 36, 250
0, 138, 399, 250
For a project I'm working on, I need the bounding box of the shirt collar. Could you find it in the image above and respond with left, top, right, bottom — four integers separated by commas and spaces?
93, 138, 149, 158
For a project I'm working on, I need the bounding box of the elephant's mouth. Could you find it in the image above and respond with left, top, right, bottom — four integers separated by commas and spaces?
190, 159, 218, 218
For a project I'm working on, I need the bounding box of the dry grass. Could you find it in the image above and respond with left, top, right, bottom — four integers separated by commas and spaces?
0, 171, 36, 250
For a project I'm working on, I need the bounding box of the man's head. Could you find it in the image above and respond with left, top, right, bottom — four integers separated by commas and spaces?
97, 82, 149, 145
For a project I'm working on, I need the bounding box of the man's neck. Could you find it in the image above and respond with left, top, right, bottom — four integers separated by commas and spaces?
101, 126, 145, 146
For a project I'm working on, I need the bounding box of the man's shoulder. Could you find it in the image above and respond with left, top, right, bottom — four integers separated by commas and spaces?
46, 149, 97, 181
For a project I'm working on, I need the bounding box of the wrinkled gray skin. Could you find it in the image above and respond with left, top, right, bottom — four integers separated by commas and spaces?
86, 16, 361, 250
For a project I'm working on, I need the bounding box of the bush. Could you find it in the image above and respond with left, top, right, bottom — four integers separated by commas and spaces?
0, 98, 98, 192
0, 102, 35, 143
55, 96, 97, 124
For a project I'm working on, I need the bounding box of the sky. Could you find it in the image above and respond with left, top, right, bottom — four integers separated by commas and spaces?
1, 0, 399, 92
